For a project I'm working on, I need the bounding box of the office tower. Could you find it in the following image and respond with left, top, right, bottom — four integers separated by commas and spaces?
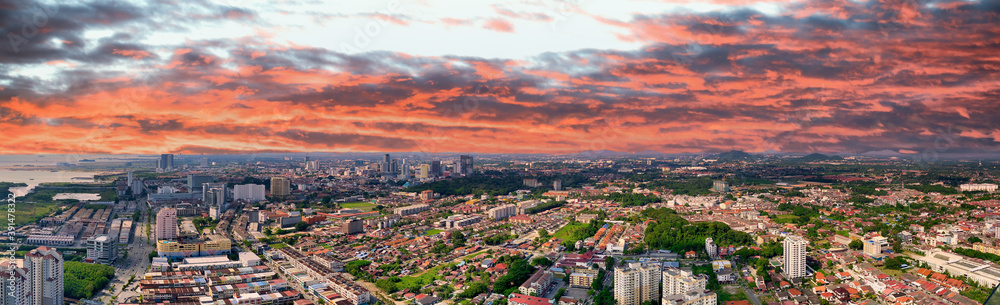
382, 154, 391, 173
783, 235, 808, 279
270, 177, 290, 196
204, 186, 225, 207
614, 262, 661, 305
417, 164, 431, 179
156, 208, 178, 240
553, 179, 563, 191
705, 237, 718, 259
712, 180, 729, 192
188, 175, 214, 192
399, 159, 409, 180
86, 235, 117, 264
26, 247, 63, 305
390, 158, 400, 174
127, 171, 133, 186
457, 155, 474, 176
431, 161, 442, 176
158, 154, 174, 171
0, 260, 29, 305
234, 184, 266, 203
305, 160, 318, 170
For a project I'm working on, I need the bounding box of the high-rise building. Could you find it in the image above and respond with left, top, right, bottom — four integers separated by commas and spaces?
457, 155, 474, 176
234, 184, 266, 202
127, 171, 133, 186
86, 235, 117, 264
341, 218, 364, 235
200, 157, 208, 167
399, 159, 410, 180
553, 179, 563, 191
711, 180, 729, 192
157, 154, 174, 171
26, 247, 63, 305
662, 267, 709, 296
705, 237, 718, 259
417, 164, 431, 179
270, 177, 290, 196
783, 235, 808, 279
0, 260, 29, 305
614, 262, 661, 305
202, 184, 226, 206
188, 175, 214, 192
156, 208, 178, 240
430, 161, 442, 176
382, 154, 392, 174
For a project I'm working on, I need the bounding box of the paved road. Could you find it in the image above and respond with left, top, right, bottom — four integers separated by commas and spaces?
95, 199, 154, 304
732, 260, 762, 305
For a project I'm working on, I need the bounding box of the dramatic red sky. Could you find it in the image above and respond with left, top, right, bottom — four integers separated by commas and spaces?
1, 0, 999, 155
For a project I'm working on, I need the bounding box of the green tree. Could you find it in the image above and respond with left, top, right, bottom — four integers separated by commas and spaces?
295, 221, 310, 232
848, 239, 863, 250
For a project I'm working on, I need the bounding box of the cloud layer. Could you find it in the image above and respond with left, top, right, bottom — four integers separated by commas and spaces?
1, 0, 999, 155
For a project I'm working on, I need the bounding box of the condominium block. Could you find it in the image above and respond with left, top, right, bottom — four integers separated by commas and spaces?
156, 208, 178, 240
614, 262, 661, 305
783, 235, 808, 279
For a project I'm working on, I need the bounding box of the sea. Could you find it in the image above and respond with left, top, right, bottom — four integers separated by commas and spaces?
0, 154, 144, 197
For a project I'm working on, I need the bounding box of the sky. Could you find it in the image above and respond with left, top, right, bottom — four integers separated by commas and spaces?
0, 0, 998, 155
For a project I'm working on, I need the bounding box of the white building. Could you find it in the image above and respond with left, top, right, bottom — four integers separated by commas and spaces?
487, 204, 518, 220
86, 235, 117, 264
783, 235, 808, 279
705, 237, 718, 259
662, 267, 708, 296
615, 262, 661, 305
863, 236, 889, 256
960, 183, 998, 192
234, 184, 266, 202
27, 247, 64, 305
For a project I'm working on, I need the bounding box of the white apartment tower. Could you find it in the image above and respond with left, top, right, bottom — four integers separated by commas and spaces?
614, 262, 661, 305
783, 235, 808, 279
26, 247, 63, 305
156, 208, 178, 240
705, 237, 718, 259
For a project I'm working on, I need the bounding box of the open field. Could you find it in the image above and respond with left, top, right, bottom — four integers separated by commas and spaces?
341, 201, 376, 211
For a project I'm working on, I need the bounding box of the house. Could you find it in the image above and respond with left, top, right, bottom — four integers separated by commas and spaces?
416, 295, 441, 305
509, 294, 553, 305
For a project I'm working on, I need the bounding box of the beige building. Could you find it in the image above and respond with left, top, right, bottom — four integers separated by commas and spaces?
270, 177, 291, 196
156, 207, 178, 240
615, 262, 661, 305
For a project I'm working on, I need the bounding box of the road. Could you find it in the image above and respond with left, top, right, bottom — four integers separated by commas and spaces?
96, 198, 154, 304
732, 260, 762, 305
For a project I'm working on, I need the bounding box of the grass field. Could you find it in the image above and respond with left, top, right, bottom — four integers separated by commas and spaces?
340, 201, 376, 211
12, 202, 60, 226
551, 222, 588, 241
269, 243, 289, 249
771, 214, 799, 223
424, 229, 444, 236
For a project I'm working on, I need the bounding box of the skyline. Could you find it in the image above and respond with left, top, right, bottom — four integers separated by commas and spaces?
1, 0, 999, 155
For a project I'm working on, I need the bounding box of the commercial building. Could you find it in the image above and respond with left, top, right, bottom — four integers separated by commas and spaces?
417, 164, 431, 179
488, 204, 518, 220
456, 155, 474, 176
863, 236, 889, 256
187, 175, 214, 192
27, 247, 64, 305
783, 235, 808, 279
157, 208, 178, 240
553, 179, 563, 191
86, 235, 118, 264
916, 249, 1000, 288
614, 262, 661, 305
157, 235, 232, 259
25, 234, 75, 246
270, 177, 291, 196
394, 204, 430, 216
158, 154, 174, 171
430, 161, 442, 176
959, 183, 998, 192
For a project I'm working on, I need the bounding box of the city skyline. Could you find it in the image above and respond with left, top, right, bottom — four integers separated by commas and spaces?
1, 0, 999, 155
